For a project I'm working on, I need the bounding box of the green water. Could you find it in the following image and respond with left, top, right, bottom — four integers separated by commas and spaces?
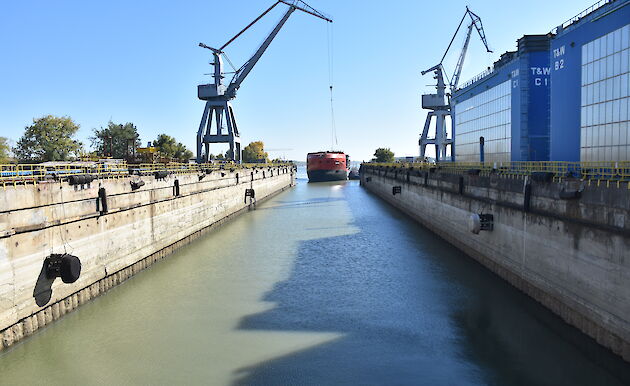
0, 176, 628, 385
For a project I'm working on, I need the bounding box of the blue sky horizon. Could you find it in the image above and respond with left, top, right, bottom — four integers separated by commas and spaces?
0, 0, 595, 161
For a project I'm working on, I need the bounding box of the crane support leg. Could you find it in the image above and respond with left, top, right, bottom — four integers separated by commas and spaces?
197, 103, 211, 163
196, 100, 241, 163
419, 109, 454, 162
419, 112, 434, 158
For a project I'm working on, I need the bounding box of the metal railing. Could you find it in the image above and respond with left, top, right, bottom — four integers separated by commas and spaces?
1, 163, 128, 184
551, 0, 613, 34
457, 65, 495, 91
0, 161, 293, 188
364, 161, 630, 185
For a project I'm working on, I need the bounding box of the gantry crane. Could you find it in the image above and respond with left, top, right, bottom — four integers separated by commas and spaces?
196, 0, 332, 163
419, 7, 491, 162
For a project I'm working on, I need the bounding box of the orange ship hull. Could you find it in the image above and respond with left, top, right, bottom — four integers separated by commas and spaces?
307, 151, 349, 182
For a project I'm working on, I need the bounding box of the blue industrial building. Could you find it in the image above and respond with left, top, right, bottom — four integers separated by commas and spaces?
452, 35, 550, 163
550, 0, 630, 162
450, 0, 629, 163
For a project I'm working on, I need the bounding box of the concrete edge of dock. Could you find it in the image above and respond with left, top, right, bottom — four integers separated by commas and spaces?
360, 165, 630, 362
0, 168, 295, 350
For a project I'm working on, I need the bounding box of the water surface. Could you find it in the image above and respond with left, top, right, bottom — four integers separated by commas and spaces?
0, 173, 628, 385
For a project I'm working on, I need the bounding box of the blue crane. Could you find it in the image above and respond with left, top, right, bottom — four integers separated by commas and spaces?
196, 0, 332, 163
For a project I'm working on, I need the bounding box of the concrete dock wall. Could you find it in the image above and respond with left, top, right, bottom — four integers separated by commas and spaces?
0, 166, 295, 348
361, 165, 630, 361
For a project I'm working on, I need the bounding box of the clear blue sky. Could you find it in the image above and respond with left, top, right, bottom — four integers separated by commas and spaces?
0, 0, 594, 161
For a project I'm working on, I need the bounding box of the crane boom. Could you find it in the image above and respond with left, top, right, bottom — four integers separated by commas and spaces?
278, 0, 332, 22
422, 7, 492, 93
220, 2, 281, 51
451, 23, 474, 91
468, 8, 491, 53
451, 7, 492, 90
226, 7, 296, 96
196, 1, 332, 163
202, 0, 332, 98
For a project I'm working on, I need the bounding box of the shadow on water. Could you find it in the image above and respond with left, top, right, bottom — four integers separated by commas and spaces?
233, 181, 630, 385
258, 197, 346, 211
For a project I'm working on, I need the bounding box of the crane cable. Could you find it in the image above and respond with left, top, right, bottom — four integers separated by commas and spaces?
327, 22, 338, 150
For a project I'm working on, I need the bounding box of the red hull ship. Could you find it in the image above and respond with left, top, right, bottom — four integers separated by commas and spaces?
307, 151, 349, 182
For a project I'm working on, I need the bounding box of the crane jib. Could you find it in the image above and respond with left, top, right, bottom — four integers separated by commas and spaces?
423, 7, 492, 93
216, 1, 332, 97
278, 0, 333, 23
220, 1, 332, 52
219, 2, 281, 51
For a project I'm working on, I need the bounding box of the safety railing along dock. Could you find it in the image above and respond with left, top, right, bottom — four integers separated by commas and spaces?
365, 161, 630, 187
0, 162, 294, 188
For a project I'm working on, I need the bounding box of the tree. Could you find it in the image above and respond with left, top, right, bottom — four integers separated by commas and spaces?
91, 121, 140, 159
215, 153, 225, 160
0, 137, 11, 163
13, 115, 83, 162
153, 134, 194, 162
242, 141, 269, 163
373, 147, 395, 163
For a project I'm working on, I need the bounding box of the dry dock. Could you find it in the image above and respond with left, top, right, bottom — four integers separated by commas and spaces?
0, 164, 295, 348
361, 163, 630, 362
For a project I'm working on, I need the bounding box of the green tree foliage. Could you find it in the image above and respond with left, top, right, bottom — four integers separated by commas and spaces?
373, 147, 395, 163
13, 115, 83, 162
242, 141, 269, 163
0, 137, 11, 163
153, 134, 194, 162
91, 121, 140, 159
215, 153, 225, 160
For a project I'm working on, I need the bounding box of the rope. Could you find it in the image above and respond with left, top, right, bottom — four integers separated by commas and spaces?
50, 180, 73, 256
329, 86, 338, 149
58, 184, 73, 255
326, 22, 338, 150
326, 21, 334, 86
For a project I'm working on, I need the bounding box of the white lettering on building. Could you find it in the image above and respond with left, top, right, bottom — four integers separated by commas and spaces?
553, 45, 565, 58
530, 67, 550, 86
553, 45, 565, 71
511, 69, 519, 88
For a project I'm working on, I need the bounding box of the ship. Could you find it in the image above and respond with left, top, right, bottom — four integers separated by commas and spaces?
348, 167, 360, 180
307, 151, 349, 182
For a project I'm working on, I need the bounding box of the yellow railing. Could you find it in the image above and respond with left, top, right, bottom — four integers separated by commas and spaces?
1, 162, 128, 183
0, 161, 294, 187
364, 161, 630, 182
129, 162, 292, 174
